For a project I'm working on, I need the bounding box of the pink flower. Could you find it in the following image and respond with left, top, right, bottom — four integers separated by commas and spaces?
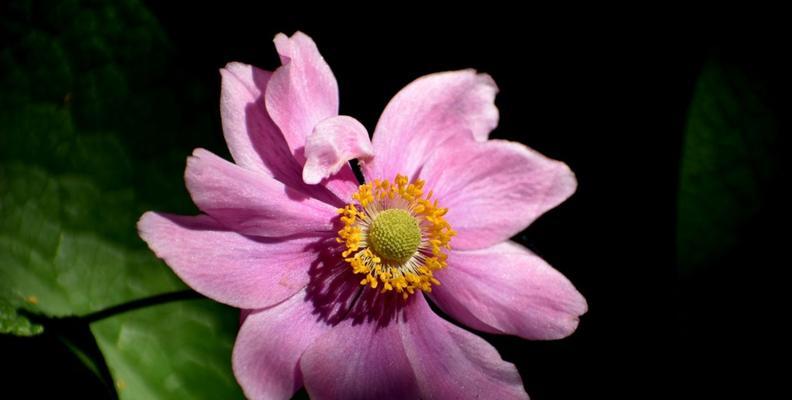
138, 32, 586, 400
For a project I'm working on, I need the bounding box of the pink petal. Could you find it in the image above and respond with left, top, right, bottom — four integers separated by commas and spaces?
400, 295, 529, 400
137, 212, 316, 309
234, 245, 360, 399
431, 241, 587, 340
184, 148, 337, 237
300, 292, 527, 399
300, 293, 421, 400
233, 290, 331, 400
220, 62, 349, 207
319, 166, 360, 204
363, 69, 498, 181
421, 139, 577, 250
303, 115, 373, 185
220, 63, 295, 178
265, 31, 360, 202
266, 32, 339, 158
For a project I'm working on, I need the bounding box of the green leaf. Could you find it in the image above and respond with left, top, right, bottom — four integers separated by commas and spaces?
0, 0, 208, 325
0, 299, 43, 336
91, 299, 244, 399
677, 58, 780, 274
1, 0, 242, 398
0, 162, 186, 318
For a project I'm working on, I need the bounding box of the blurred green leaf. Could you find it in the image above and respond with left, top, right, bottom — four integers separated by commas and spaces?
677, 58, 780, 274
0, 163, 186, 318
91, 299, 243, 399
1, 0, 241, 397
0, 0, 204, 322
1, 299, 43, 336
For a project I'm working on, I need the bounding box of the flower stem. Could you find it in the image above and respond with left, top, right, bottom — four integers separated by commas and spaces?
81, 290, 202, 323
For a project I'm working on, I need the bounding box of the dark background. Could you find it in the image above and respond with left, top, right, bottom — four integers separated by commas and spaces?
3, 2, 789, 399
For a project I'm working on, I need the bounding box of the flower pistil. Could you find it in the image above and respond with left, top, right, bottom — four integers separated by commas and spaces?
337, 174, 456, 299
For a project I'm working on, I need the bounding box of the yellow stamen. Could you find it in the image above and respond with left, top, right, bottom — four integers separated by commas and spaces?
337, 174, 456, 298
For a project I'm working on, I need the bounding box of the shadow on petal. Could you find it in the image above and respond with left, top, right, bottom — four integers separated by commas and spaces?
301, 215, 413, 330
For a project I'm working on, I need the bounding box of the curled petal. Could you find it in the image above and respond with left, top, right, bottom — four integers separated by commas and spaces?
219, 62, 298, 179
303, 115, 373, 185
266, 31, 360, 200
220, 62, 349, 206
266, 31, 339, 158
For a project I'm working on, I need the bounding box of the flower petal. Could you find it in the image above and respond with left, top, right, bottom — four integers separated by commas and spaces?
184, 148, 337, 237
363, 69, 498, 181
137, 212, 316, 309
300, 292, 527, 400
431, 241, 587, 340
220, 63, 297, 178
421, 139, 576, 249
300, 293, 421, 400
220, 62, 349, 207
266, 31, 359, 201
400, 295, 529, 400
303, 115, 373, 185
266, 31, 339, 159
233, 290, 331, 400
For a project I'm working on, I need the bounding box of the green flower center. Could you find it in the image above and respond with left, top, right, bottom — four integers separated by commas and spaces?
367, 209, 422, 264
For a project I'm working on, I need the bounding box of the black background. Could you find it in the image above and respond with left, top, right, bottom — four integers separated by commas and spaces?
4, 3, 790, 399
